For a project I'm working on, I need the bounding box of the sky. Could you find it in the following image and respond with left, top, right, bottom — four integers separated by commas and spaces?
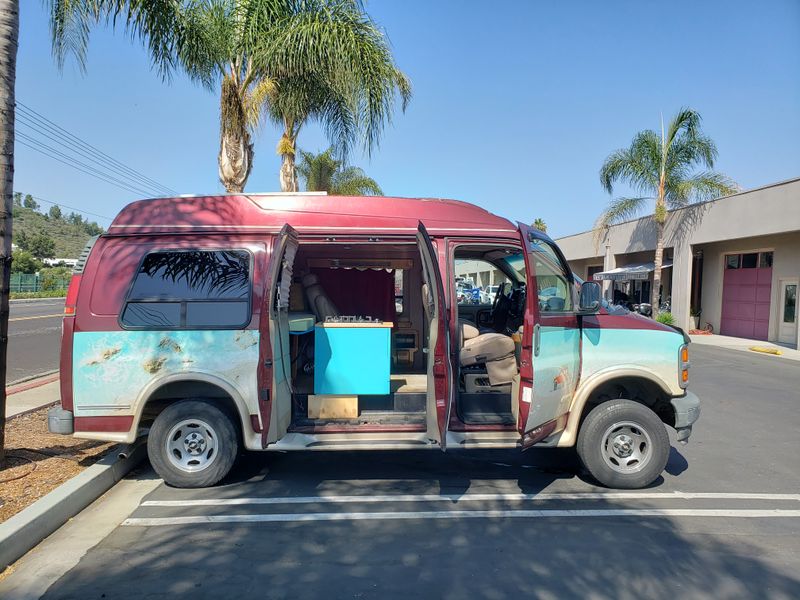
13, 0, 800, 238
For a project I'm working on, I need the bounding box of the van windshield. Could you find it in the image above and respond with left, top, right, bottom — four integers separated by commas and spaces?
501, 252, 527, 282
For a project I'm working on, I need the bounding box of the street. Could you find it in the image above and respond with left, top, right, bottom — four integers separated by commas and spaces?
1, 344, 794, 599
7, 298, 64, 384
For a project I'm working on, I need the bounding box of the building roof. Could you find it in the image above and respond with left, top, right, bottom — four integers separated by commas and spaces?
108, 193, 519, 238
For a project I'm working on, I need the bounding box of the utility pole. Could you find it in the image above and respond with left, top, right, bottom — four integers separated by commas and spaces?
0, 0, 20, 463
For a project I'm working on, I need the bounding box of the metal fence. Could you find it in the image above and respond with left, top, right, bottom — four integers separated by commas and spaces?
10, 273, 70, 293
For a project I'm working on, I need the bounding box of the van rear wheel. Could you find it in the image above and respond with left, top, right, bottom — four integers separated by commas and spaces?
148, 399, 239, 488
577, 399, 669, 489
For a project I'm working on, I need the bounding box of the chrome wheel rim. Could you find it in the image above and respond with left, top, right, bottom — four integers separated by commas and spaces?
601, 421, 652, 474
165, 419, 218, 473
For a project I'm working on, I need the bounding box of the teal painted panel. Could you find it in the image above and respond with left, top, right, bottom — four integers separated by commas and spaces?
72, 330, 259, 415
581, 328, 683, 384
314, 326, 391, 395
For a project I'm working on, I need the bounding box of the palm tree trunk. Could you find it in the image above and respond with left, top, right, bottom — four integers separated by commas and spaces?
278, 131, 298, 192
0, 0, 19, 464
218, 76, 252, 193
218, 130, 252, 193
651, 219, 664, 315
279, 152, 298, 192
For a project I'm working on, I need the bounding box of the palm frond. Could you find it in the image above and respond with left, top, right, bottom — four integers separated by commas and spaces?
600, 137, 659, 196
666, 171, 740, 207
297, 147, 381, 195
48, 0, 182, 78
332, 166, 383, 196
595, 197, 650, 230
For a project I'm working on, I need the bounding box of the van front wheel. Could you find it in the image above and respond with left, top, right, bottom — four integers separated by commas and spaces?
148, 399, 239, 488
577, 400, 669, 489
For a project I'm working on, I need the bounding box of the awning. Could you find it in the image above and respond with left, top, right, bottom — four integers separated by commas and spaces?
592, 260, 673, 281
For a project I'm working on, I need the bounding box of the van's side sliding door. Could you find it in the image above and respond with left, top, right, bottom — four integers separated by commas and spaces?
258, 224, 299, 447
416, 222, 453, 450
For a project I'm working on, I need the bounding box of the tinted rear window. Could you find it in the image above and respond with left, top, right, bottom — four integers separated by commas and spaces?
121, 250, 251, 329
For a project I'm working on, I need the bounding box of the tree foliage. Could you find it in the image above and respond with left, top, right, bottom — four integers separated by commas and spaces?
28, 233, 57, 259
596, 107, 739, 313
533, 218, 547, 232
11, 250, 42, 274
297, 148, 382, 196
48, 0, 411, 192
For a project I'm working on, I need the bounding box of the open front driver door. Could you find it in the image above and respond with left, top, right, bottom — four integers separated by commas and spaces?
516, 223, 580, 448
416, 222, 453, 449
258, 223, 299, 447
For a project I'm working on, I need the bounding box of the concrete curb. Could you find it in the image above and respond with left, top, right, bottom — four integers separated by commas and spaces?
9, 298, 66, 304
7, 371, 59, 395
0, 440, 146, 571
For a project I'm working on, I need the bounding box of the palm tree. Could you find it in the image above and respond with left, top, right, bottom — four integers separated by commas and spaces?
533, 218, 547, 232
49, 0, 410, 193
597, 107, 738, 312
297, 148, 382, 195
0, 0, 18, 464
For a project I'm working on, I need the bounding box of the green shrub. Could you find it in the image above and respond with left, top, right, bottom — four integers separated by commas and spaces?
656, 312, 675, 325
11, 290, 67, 299
40, 266, 72, 291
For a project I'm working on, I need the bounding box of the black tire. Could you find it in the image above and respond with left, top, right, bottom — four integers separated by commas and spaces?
147, 399, 239, 488
577, 399, 669, 489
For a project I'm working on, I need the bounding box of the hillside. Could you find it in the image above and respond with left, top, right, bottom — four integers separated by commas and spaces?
13, 205, 104, 258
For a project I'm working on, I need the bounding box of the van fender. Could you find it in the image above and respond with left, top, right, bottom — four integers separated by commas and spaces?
131, 370, 256, 446
556, 366, 674, 448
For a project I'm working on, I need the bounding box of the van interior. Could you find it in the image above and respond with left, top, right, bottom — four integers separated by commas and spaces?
272, 239, 527, 433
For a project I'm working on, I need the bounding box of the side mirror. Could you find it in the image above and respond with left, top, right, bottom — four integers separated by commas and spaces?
578, 281, 601, 314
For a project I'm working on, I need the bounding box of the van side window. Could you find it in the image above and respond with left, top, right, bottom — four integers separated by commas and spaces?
530, 239, 573, 312
121, 250, 251, 329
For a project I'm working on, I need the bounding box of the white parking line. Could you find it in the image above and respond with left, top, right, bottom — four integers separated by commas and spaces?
141, 491, 800, 507
123, 508, 800, 527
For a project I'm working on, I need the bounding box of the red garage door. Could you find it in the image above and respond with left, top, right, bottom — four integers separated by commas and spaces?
720, 252, 773, 340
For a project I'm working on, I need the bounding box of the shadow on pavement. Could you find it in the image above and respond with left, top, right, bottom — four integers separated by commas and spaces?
36, 447, 800, 599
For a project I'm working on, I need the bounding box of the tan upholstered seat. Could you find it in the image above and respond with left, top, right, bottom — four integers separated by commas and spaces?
459, 332, 517, 385
302, 273, 340, 321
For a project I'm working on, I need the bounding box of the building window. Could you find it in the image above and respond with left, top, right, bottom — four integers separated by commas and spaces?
121, 250, 251, 329
726, 255, 740, 269
760, 252, 774, 268
741, 253, 758, 269
784, 284, 797, 324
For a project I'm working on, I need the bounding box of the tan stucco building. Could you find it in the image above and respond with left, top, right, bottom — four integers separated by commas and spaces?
556, 177, 800, 348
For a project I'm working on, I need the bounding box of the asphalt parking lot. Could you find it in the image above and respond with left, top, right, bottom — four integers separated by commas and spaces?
5, 344, 800, 599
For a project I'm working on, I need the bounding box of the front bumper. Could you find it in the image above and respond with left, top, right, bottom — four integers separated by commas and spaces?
48, 406, 74, 435
670, 391, 700, 443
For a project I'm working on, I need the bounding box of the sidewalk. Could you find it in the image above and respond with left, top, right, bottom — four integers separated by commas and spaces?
5, 376, 60, 418
690, 333, 800, 362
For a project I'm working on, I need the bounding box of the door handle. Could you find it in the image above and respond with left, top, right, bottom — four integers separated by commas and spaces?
533, 324, 541, 357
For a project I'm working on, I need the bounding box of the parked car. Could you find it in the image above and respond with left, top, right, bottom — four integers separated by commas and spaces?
49, 194, 700, 489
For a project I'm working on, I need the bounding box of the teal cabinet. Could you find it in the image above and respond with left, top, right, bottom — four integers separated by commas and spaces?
314, 323, 392, 395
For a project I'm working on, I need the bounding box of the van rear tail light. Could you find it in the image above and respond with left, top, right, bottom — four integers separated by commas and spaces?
678, 344, 690, 389
64, 274, 82, 316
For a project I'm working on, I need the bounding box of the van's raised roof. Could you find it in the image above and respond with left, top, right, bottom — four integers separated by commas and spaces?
108, 194, 519, 237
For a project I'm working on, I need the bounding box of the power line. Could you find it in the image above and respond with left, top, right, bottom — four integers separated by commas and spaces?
16, 137, 155, 197
15, 101, 179, 196
16, 131, 157, 196
16, 113, 169, 197
26, 194, 113, 223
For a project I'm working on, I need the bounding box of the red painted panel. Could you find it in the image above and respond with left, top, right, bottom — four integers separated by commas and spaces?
74, 415, 134, 432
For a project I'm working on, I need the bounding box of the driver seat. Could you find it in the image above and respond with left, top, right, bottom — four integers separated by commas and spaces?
458, 320, 517, 385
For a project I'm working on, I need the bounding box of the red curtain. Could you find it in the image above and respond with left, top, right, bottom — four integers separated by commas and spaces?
311, 268, 395, 322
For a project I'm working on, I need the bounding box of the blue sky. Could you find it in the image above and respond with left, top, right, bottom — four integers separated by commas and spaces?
14, 0, 800, 238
